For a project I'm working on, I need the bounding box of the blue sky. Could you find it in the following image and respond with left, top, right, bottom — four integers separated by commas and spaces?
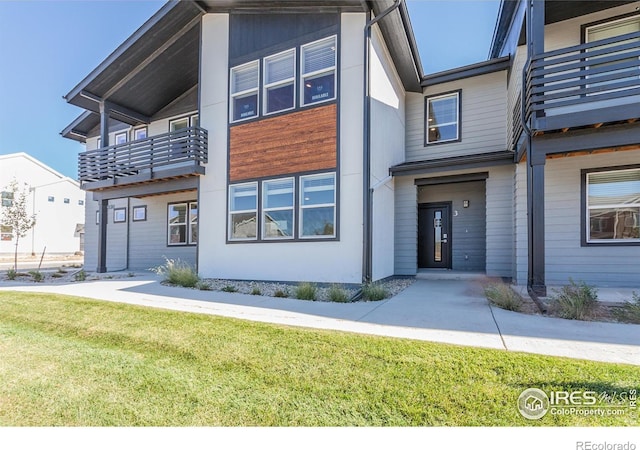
0, 0, 500, 179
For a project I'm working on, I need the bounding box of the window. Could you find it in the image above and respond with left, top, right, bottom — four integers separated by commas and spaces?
115, 132, 128, 145
64, 198, 70, 204
585, 167, 640, 244
425, 91, 460, 144
1, 225, 12, 241
113, 208, 126, 223
133, 127, 148, 141
263, 178, 294, 239
300, 173, 336, 238
1, 191, 13, 207
231, 61, 259, 122
264, 49, 295, 115
229, 183, 258, 240
301, 36, 336, 106
96, 211, 100, 225
132, 205, 147, 222
168, 201, 197, 245
78, 200, 84, 206
170, 117, 190, 132
48, 196, 54, 202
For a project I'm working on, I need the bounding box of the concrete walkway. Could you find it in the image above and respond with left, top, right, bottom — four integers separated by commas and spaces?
0, 274, 638, 366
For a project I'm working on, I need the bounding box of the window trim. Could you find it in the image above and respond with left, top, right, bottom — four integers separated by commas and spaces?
424, 89, 462, 146
132, 126, 148, 141
581, 164, 640, 247
113, 208, 127, 223
300, 35, 337, 107
228, 182, 259, 241
230, 60, 260, 124
263, 48, 296, 116
167, 201, 198, 247
114, 131, 128, 145
299, 172, 337, 239
132, 205, 147, 222
1, 191, 13, 207
262, 177, 295, 240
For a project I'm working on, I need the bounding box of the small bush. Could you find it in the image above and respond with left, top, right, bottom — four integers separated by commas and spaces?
151, 257, 199, 288
550, 279, 598, 320
57, 268, 68, 274
29, 271, 43, 282
196, 280, 213, 291
295, 282, 317, 301
221, 285, 238, 293
74, 270, 87, 282
273, 289, 289, 298
51, 273, 64, 279
484, 283, 522, 312
250, 287, 262, 296
327, 284, 350, 303
6, 268, 17, 280
127, 272, 135, 278
362, 283, 388, 301
613, 291, 640, 324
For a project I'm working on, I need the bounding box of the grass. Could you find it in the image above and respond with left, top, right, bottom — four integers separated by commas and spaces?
613, 291, 640, 324
0, 292, 637, 426
362, 283, 389, 301
221, 285, 238, 293
549, 279, 598, 320
151, 258, 199, 288
327, 284, 350, 303
74, 270, 87, 282
295, 282, 317, 301
196, 280, 213, 291
28, 270, 43, 282
273, 289, 288, 298
250, 287, 262, 296
485, 283, 522, 312
6, 268, 17, 280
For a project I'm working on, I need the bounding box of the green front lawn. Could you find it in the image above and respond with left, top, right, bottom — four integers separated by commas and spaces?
0, 291, 637, 426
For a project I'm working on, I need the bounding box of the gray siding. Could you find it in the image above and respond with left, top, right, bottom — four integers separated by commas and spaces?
405, 71, 508, 162
486, 164, 514, 278
394, 176, 418, 275
418, 181, 486, 271
513, 162, 528, 285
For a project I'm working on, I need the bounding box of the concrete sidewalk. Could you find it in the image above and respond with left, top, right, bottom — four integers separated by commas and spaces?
0, 274, 638, 366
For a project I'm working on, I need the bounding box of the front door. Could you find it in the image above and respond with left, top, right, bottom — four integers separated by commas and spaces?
418, 203, 452, 269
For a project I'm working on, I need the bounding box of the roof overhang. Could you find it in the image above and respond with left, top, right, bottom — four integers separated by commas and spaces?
422, 56, 510, 88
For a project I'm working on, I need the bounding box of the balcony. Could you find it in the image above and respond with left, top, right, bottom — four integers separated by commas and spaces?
524, 31, 640, 133
79, 126, 208, 191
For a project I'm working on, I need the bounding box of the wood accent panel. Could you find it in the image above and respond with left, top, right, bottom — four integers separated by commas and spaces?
229, 104, 337, 182
546, 145, 640, 159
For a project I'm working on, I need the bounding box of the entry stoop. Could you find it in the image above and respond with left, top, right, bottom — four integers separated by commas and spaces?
416, 269, 489, 281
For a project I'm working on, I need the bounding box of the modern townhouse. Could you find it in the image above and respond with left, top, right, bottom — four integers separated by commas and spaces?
62, 0, 639, 293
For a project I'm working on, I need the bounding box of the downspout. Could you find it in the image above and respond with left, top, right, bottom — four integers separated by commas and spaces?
363, 0, 401, 284
125, 197, 130, 271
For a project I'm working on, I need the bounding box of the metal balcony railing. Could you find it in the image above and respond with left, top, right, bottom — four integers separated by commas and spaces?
78, 126, 208, 185
524, 31, 640, 131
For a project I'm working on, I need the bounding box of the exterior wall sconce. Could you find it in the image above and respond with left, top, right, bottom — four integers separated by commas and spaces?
463, 200, 470, 208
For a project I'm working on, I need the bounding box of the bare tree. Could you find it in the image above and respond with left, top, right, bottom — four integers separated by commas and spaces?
1, 179, 37, 271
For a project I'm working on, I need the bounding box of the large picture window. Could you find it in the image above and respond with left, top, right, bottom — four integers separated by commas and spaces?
263, 178, 294, 239
264, 49, 295, 115
425, 91, 460, 145
300, 173, 336, 238
301, 36, 336, 106
229, 183, 258, 240
230, 61, 259, 122
168, 201, 198, 245
585, 167, 640, 244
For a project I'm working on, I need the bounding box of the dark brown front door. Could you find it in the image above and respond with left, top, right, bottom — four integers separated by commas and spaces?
418, 203, 452, 269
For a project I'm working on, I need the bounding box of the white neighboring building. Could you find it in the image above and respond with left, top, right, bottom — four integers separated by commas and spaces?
0, 153, 85, 256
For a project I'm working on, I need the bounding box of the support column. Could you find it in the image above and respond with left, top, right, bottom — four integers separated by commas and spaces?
96, 101, 111, 273
527, 148, 546, 296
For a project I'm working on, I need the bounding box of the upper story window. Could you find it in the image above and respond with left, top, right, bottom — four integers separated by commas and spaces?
231, 61, 259, 123
115, 132, 128, 145
301, 36, 337, 106
425, 91, 460, 145
170, 114, 198, 132
1, 191, 13, 207
133, 127, 148, 141
264, 49, 295, 115
585, 167, 640, 244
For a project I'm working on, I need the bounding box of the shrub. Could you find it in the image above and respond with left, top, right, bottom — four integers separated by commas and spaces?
74, 270, 87, 282
127, 272, 135, 278
550, 279, 598, 320
250, 287, 262, 296
295, 282, 317, 301
221, 285, 238, 293
29, 271, 43, 282
273, 289, 289, 298
57, 268, 68, 274
196, 280, 213, 291
6, 268, 17, 280
484, 283, 522, 312
327, 284, 350, 303
362, 283, 388, 301
51, 273, 63, 279
613, 291, 640, 324
150, 257, 199, 288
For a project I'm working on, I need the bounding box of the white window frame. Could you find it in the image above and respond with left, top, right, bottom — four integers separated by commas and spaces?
228, 182, 258, 241
301, 35, 337, 107
114, 131, 128, 145
263, 48, 296, 116
167, 201, 197, 246
425, 91, 460, 145
230, 60, 260, 123
299, 172, 336, 239
133, 127, 148, 141
262, 177, 295, 240
586, 167, 640, 244
189, 202, 198, 245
